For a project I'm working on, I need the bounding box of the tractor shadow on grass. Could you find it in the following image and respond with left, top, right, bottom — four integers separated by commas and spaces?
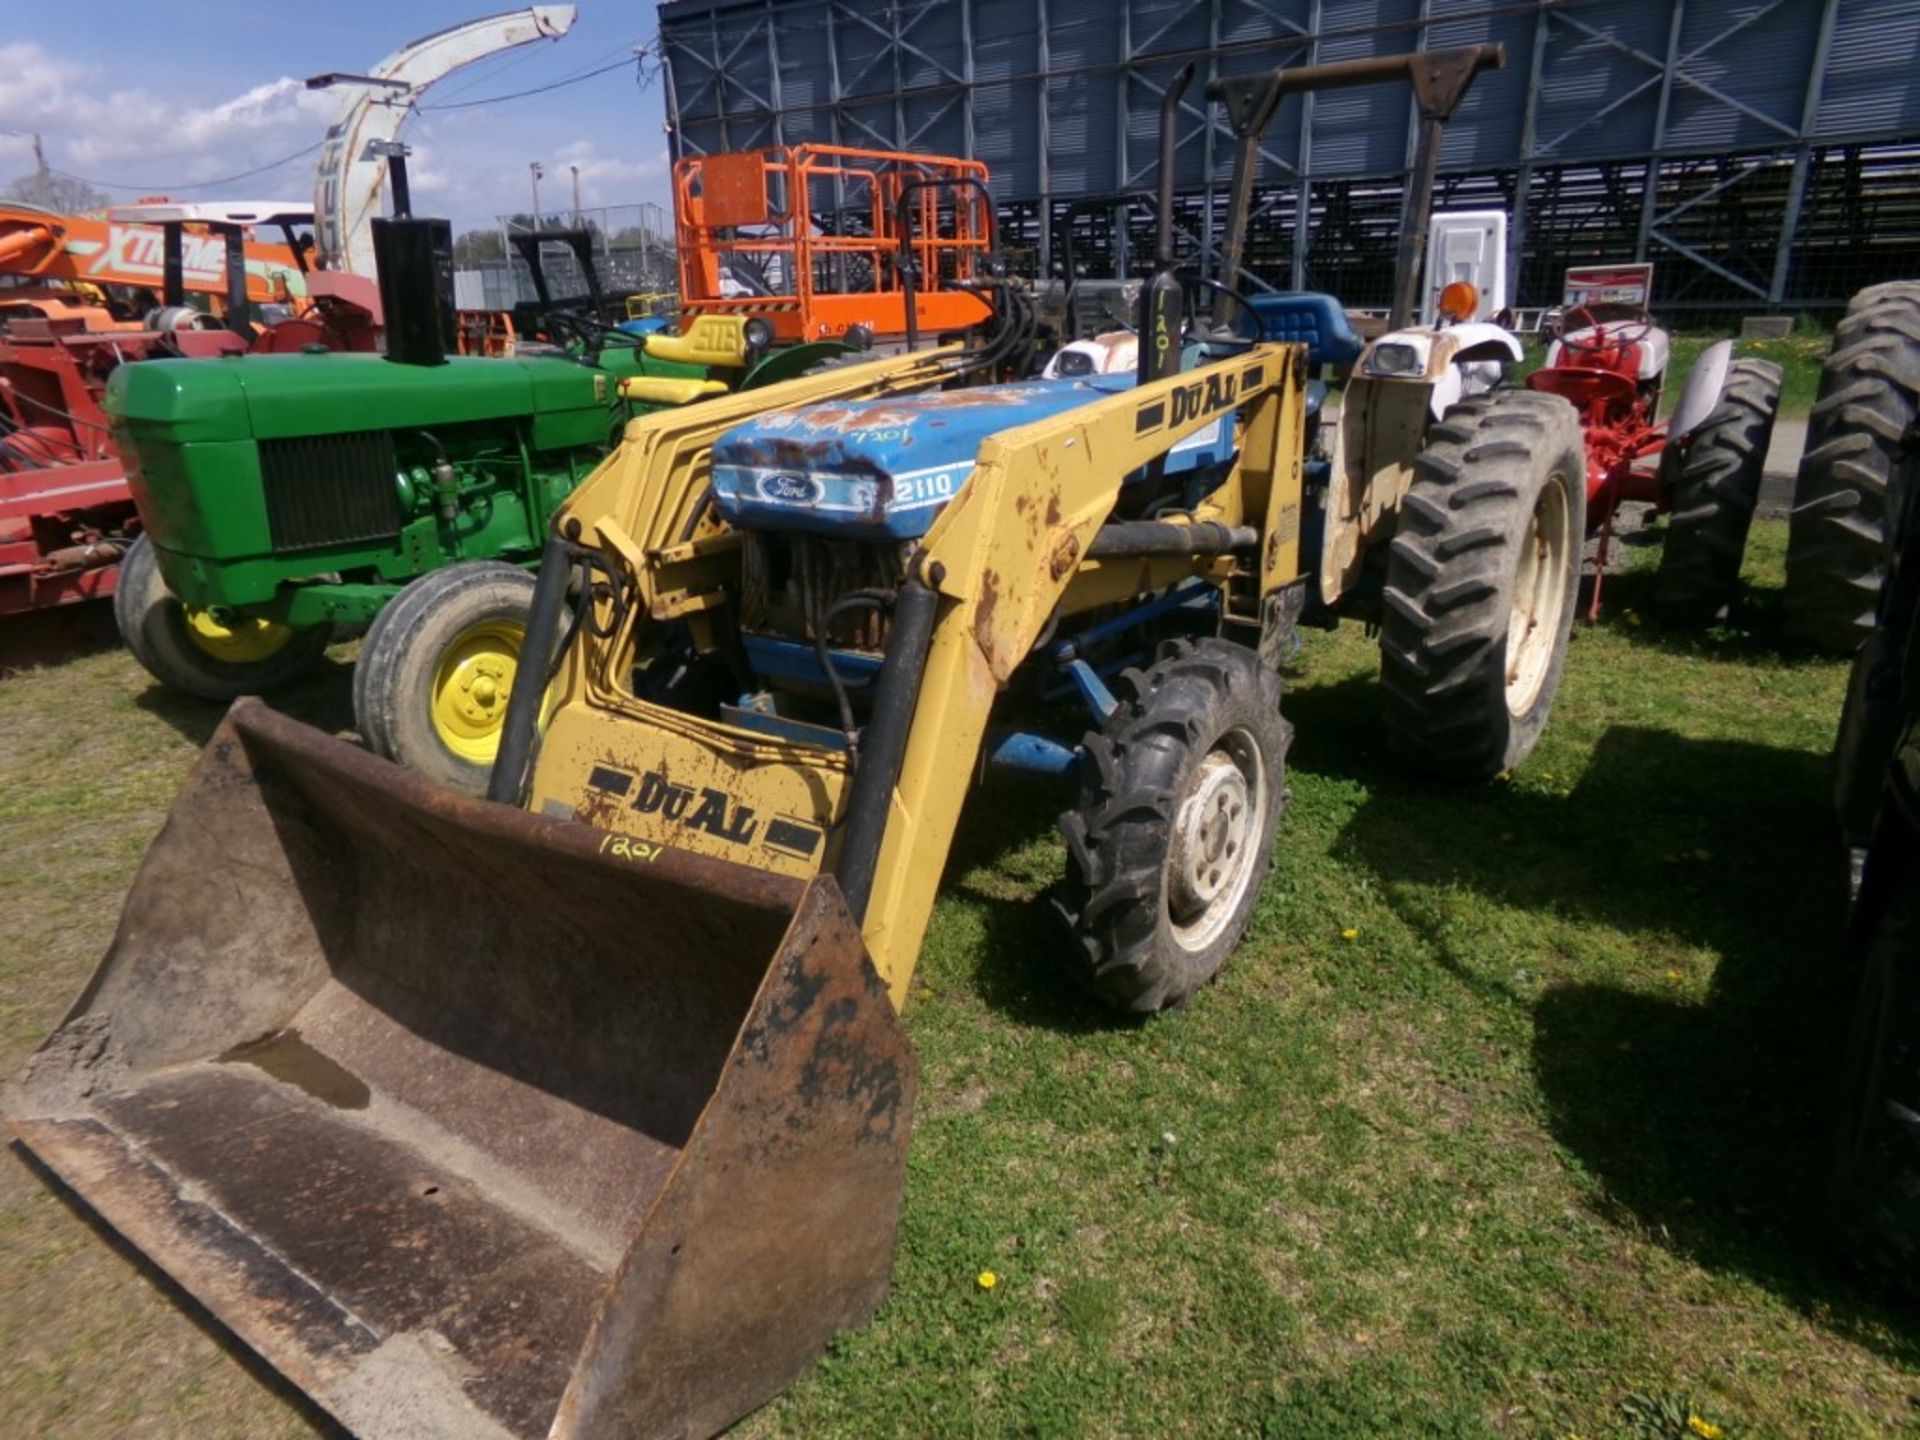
131, 654, 359, 750
1583, 550, 1829, 668
1300, 670, 1920, 1353
0, 599, 120, 675
939, 760, 1134, 1036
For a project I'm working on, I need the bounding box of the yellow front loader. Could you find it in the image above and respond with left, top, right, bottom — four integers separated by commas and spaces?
8, 320, 1311, 1437
7, 44, 1540, 1440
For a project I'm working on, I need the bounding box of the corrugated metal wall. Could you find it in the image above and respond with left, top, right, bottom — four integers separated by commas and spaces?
659, 0, 1920, 309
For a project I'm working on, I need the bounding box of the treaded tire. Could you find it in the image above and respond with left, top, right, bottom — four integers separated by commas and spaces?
1849, 281, 1920, 316
1829, 842, 1920, 1285
1786, 289, 1920, 652
1379, 389, 1584, 781
1654, 357, 1783, 624
112, 533, 332, 700
353, 561, 537, 795
1053, 638, 1291, 1014
1834, 423, 1920, 845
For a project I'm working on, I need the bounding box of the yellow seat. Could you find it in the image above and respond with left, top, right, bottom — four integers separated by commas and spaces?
640, 315, 752, 369
619, 376, 732, 407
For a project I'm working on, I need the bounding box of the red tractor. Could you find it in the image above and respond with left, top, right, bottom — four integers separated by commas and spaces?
1523, 297, 1782, 623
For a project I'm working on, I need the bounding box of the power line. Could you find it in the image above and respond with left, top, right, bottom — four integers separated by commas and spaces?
49, 139, 325, 194
420, 55, 639, 112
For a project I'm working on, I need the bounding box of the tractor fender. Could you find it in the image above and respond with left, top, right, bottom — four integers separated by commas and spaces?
1355, 323, 1524, 418
1666, 338, 1735, 441
1441, 322, 1527, 368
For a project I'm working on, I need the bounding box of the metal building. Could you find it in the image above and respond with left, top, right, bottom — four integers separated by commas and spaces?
657, 0, 1920, 314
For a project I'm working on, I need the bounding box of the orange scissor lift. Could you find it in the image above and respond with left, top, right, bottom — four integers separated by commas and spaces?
674, 144, 995, 344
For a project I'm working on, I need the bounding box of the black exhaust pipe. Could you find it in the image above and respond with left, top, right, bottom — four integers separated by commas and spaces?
1138, 63, 1194, 389
371, 215, 457, 367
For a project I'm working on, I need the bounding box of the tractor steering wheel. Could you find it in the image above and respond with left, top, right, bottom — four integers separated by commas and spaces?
537, 306, 638, 367
1557, 303, 1654, 358
1197, 278, 1266, 343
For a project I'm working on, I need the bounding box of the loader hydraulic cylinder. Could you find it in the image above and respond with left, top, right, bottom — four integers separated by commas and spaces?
833, 571, 940, 923
487, 528, 575, 806
1086, 520, 1257, 559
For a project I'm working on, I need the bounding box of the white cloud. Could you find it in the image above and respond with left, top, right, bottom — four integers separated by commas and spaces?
1, 39, 675, 234
0, 42, 330, 194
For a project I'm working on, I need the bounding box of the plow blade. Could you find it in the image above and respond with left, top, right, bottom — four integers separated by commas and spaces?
6, 699, 915, 1440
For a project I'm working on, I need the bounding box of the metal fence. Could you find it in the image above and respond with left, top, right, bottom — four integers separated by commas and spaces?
454, 202, 678, 310
659, 0, 1920, 317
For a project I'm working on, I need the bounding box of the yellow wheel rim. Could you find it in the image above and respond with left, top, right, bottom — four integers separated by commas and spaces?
182, 606, 298, 664
430, 619, 524, 764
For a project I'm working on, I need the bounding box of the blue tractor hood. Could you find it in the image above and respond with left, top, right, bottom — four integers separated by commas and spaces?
710, 373, 1233, 540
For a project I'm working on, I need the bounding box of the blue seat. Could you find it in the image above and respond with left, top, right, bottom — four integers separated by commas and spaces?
1244, 292, 1364, 372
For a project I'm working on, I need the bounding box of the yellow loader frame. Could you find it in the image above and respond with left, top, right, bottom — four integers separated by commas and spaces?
518, 339, 1309, 1005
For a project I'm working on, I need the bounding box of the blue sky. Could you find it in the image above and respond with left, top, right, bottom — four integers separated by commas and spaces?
1, 1, 673, 234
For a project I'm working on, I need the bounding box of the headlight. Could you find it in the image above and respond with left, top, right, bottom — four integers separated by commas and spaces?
743, 316, 775, 351
1054, 349, 1095, 377
1366, 342, 1423, 377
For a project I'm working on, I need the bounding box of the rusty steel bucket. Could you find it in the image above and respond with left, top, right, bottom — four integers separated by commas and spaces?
5, 699, 915, 1440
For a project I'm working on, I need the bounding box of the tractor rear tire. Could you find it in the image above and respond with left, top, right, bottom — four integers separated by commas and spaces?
1653, 357, 1783, 625
354, 561, 537, 796
1829, 843, 1920, 1285
1379, 389, 1584, 780
113, 534, 333, 701
1785, 289, 1920, 652
1054, 638, 1291, 1014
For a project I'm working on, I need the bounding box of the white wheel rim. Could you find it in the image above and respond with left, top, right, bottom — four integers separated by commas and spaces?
1165, 726, 1267, 953
1506, 476, 1572, 717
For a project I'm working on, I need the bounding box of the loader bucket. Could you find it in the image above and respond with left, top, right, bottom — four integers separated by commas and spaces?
5, 700, 915, 1440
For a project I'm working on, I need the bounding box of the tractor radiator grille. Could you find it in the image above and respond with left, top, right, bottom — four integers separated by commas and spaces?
259, 431, 403, 553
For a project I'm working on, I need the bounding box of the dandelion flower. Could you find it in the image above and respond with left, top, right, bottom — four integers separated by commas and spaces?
1665, 969, 1684, 983
976, 1270, 998, 1291
1686, 1416, 1723, 1440
1341, 927, 1359, 941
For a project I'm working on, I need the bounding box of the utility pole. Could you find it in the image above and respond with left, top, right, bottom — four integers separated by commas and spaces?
570, 164, 581, 225
31, 133, 49, 206
529, 161, 544, 227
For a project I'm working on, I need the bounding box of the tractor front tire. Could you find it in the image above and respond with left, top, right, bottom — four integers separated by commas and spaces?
1379, 390, 1584, 780
1829, 844, 1920, 1285
1054, 639, 1291, 1014
113, 534, 332, 701
1786, 288, 1920, 652
354, 561, 538, 796
1653, 357, 1783, 625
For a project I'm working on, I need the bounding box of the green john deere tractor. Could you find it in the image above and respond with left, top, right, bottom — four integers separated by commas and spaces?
109, 218, 857, 793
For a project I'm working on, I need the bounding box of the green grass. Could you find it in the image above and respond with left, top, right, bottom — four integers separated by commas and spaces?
1, 525, 1914, 1439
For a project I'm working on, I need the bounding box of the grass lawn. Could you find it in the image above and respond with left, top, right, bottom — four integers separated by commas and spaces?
2, 521, 1914, 1439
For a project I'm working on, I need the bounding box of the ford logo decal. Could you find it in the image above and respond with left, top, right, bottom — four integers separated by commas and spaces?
758, 472, 822, 503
